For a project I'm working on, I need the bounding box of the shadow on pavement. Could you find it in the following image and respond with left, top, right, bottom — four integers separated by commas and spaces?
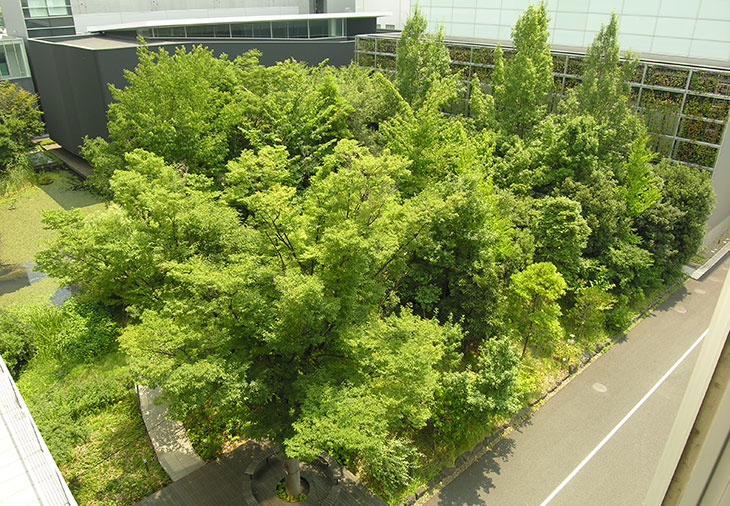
428, 430, 519, 506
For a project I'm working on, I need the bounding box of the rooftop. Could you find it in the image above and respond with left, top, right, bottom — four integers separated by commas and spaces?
87, 12, 391, 34
0, 355, 77, 506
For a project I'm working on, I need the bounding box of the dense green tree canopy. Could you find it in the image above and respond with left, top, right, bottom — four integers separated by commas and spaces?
37, 5, 716, 498
492, 2, 553, 138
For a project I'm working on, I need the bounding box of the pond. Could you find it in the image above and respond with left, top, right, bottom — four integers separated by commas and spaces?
0, 261, 72, 307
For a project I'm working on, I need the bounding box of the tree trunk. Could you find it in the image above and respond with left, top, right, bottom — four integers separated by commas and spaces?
284, 457, 302, 497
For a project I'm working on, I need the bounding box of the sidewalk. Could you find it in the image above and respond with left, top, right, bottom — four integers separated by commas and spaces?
40, 144, 94, 180
137, 385, 205, 482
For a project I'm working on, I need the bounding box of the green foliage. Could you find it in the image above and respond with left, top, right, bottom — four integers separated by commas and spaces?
531, 196, 590, 288
0, 81, 44, 172
0, 305, 38, 377
508, 262, 567, 357
105, 44, 238, 176
621, 134, 660, 218
395, 6, 451, 107
382, 79, 493, 194
567, 285, 615, 341
561, 13, 644, 170
16, 352, 169, 505
635, 160, 714, 272
432, 336, 520, 446
492, 3, 553, 137
37, 299, 120, 365
0, 156, 37, 196
468, 76, 495, 131
328, 63, 404, 145
0, 300, 118, 376
37, 18, 723, 499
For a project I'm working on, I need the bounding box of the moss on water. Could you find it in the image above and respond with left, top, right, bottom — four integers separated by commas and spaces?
0, 170, 105, 306
0, 277, 60, 308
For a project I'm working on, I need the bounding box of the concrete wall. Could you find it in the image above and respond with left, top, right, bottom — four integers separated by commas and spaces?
358, 0, 409, 29
73, 5, 307, 34
27, 37, 355, 155
325, 0, 356, 13
0, 0, 27, 38
70, 0, 310, 15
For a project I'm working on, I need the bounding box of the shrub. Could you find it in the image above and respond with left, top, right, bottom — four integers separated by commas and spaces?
34, 300, 119, 365
0, 306, 38, 378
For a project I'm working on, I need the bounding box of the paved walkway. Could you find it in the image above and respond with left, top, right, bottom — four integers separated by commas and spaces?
40, 144, 94, 179
137, 386, 205, 481
135, 441, 386, 506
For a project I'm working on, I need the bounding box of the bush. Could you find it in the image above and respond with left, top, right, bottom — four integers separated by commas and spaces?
35, 300, 119, 365
1, 300, 119, 376
0, 156, 37, 196
0, 81, 44, 172
0, 306, 38, 378
17, 352, 133, 462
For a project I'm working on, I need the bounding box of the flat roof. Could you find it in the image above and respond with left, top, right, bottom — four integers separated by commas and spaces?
88, 12, 391, 34
0, 355, 77, 506
50, 36, 140, 49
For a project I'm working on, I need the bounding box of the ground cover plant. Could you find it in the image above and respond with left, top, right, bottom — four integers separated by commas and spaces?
35, 3, 714, 503
0, 169, 169, 504
7, 302, 170, 506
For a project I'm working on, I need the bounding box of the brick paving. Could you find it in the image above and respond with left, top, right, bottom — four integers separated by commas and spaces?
135, 441, 386, 506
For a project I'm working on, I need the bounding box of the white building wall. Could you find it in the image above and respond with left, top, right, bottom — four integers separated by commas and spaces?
70, 0, 311, 33
413, 0, 730, 67
358, 0, 409, 28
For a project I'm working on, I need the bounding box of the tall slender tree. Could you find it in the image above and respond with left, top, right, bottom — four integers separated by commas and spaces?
395, 6, 451, 107
492, 2, 553, 137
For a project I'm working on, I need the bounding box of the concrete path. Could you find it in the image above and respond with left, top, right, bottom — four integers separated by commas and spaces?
137, 385, 205, 482
424, 256, 730, 506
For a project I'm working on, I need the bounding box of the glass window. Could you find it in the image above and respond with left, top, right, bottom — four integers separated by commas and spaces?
231, 23, 254, 37
25, 18, 52, 28
0, 41, 29, 78
24, 6, 48, 18
26, 27, 73, 36
50, 16, 74, 27
186, 25, 216, 38
308, 19, 328, 38
288, 20, 308, 38
213, 24, 230, 38
0, 47, 9, 77
153, 26, 186, 37
47, 0, 71, 16
252, 22, 271, 38
272, 21, 288, 38
328, 18, 344, 37
23, 0, 71, 18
